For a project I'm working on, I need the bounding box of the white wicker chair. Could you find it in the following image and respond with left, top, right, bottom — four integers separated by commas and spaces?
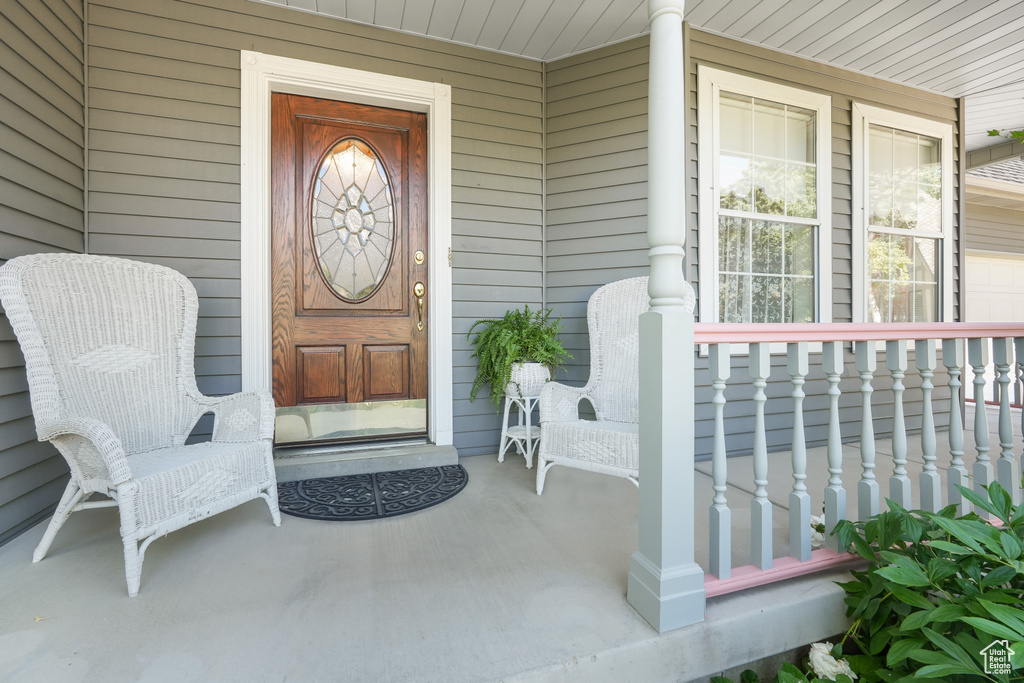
0, 254, 280, 596
535, 276, 696, 494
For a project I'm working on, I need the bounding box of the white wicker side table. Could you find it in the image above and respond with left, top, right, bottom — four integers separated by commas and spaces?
498, 393, 542, 469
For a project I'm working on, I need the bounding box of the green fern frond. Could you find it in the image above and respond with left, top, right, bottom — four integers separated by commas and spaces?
466, 305, 572, 411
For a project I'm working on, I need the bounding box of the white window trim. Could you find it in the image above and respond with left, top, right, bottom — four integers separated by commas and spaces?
697, 65, 833, 326
851, 102, 955, 323
239, 51, 454, 447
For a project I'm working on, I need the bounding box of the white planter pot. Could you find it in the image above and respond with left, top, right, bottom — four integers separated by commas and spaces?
506, 362, 551, 399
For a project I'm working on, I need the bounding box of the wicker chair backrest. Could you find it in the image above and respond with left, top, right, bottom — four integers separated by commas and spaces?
0, 254, 202, 454
584, 275, 695, 423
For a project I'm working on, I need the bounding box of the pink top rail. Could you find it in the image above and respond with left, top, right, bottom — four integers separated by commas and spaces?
693, 322, 1024, 345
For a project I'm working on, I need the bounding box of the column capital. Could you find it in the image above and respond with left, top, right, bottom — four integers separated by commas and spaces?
648, 0, 685, 21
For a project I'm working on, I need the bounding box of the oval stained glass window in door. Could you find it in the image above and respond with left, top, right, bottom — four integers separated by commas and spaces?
311, 138, 395, 301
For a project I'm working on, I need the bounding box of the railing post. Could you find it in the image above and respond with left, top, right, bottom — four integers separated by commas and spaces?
822, 341, 845, 552
916, 338, 941, 512
993, 337, 1020, 505
788, 342, 811, 561
968, 338, 993, 518
750, 342, 772, 570
709, 343, 731, 578
855, 341, 879, 519
887, 340, 911, 507
628, 0, 704, 634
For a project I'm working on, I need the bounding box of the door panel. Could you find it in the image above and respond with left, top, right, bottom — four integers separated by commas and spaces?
363, 345, 409, 400
271, 93, 427, 444
295, 346, 346, 403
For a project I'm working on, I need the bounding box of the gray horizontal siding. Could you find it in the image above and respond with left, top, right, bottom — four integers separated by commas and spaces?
545, 40, 652, 385
965, 203, 1024, 255
87, 0, 544, 456
0, 0, 84, 545
545, 26, 963, 458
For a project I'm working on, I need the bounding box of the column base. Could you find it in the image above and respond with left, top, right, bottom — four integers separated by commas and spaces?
628, 551, 706, 633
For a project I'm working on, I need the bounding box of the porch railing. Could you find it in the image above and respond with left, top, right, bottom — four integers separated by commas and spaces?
692, 322, 1024, 598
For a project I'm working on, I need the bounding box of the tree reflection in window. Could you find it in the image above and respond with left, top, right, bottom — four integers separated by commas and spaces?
717, 91, 818, 322
866, 125, 942, 322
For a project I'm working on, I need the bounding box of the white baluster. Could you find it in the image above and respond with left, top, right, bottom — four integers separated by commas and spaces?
822, 341, 845, 553
887, 340, 911, 507
942, 338, 969, 513
1016, 337, 1024, 506
749, 342, 772, 570
968, 338, 993, 518
855, 341, 879, 519
993, 338, 1020, 505
788, 342, 811, 561
709, 343, 731, 579
916, 339, 941, 512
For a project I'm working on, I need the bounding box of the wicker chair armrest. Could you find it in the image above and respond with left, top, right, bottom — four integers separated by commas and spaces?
540, 382, 589, 424
196, 390, 275, 442
37, 417, 132, 486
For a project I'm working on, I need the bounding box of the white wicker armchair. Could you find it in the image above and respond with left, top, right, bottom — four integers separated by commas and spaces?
535, 276, 696, 494
0, 254, 280, 596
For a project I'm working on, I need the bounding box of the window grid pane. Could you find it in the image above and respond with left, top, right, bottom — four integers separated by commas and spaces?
867, 232, 940, 322
866, 122, 943, 323
718, 217, 815, 323
719, 91, 817, 221
867, 124, 942, 233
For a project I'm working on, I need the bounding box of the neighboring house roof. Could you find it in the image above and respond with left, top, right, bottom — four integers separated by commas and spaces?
966, 158, 1024, 211
252, 0, 1024, 152
969, 158, 1024, 186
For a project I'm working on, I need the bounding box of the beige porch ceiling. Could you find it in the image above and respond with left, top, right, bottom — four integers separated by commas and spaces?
250, 0, 1024, 153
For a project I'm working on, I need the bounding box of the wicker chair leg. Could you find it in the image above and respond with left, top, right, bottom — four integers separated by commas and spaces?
535, 459, 555, 495
262, 485, 282, 526
33, 480, 85, 563
122, 536, 143, 598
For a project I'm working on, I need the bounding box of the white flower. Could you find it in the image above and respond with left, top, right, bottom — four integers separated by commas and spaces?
810, 514, 827, 550
808, 642, 857, 681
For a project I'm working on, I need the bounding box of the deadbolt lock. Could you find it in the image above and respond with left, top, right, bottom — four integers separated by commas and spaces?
414, 250, 425, 265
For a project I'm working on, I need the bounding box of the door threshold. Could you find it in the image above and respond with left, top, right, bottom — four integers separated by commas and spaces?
274, 437, 428, 460
273, 440, 458, 481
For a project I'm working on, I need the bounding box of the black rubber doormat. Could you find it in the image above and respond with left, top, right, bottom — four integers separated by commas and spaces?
277, 465, 468, 521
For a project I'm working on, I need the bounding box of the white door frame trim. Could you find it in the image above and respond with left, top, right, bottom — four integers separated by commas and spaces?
239, 50, 454, 447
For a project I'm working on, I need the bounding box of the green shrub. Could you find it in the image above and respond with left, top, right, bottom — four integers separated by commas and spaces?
712, 481, 1024, 683
833, 482, 1024, 681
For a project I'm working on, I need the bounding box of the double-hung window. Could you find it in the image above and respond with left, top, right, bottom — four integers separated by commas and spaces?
698, 67, 832, 324
852, 104, 954, 322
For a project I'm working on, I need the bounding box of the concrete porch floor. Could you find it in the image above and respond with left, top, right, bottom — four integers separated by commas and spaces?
0, 405, 1014, 682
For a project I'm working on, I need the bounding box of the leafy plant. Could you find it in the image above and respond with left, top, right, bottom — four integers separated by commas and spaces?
989, 129, 1024, 143
712, 661, 854, 683
466, 305, 571, 411
832, 482, 1024, 682
712, 482, 1024, 683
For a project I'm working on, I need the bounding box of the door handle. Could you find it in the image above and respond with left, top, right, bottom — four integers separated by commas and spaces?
414, 282, 425, 331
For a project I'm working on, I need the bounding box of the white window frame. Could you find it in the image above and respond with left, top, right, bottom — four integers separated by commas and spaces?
851, 102, 954, 323
697, 66, 833, 325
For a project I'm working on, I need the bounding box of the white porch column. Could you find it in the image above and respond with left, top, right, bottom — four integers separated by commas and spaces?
627, 0, 706, 633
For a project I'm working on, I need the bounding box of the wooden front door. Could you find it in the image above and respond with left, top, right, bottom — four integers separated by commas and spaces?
271, 93, 427, 443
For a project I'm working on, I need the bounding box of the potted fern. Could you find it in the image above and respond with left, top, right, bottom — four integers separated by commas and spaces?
467, 305, 572, 411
